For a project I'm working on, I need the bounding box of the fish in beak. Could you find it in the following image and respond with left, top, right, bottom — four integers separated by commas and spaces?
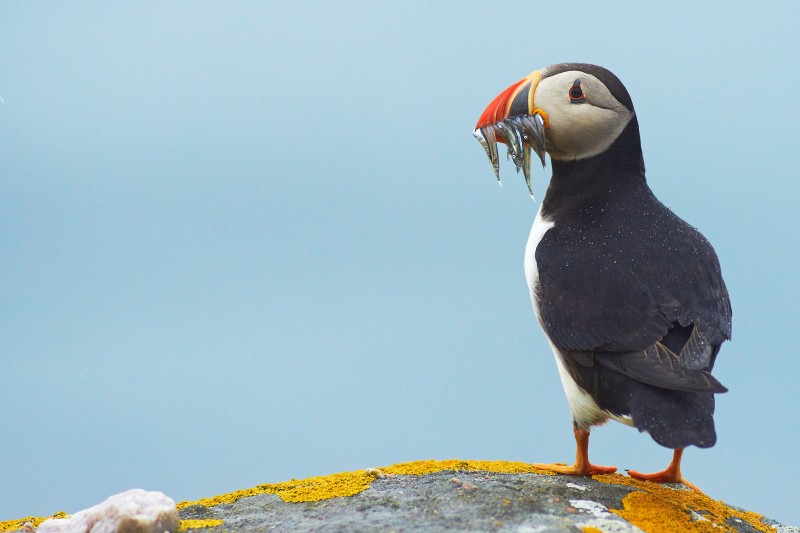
473, 70, 548, 197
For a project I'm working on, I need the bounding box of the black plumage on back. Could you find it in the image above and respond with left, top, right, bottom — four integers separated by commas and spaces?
535, 116, 731, 449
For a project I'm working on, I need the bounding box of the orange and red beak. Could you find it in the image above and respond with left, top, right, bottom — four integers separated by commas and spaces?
473, 70, 547, 196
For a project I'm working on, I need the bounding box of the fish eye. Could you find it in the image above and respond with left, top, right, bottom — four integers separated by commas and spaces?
569, 79, 586, 103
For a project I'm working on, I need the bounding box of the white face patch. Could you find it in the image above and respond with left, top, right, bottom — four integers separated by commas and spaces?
533, 70, 634, 161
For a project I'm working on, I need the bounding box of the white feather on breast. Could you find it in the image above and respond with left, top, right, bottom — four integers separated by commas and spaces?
524, 205, 554, 314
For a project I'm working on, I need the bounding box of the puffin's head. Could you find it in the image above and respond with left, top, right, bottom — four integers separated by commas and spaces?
473, 63, 636, 195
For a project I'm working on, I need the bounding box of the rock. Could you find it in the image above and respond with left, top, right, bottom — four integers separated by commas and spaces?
37, 489, 179, 533
4, 460, 795, 532
173, 460, 797, 532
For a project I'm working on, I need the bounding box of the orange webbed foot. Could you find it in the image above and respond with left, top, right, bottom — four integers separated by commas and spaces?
534, 462, 617, 476
627, 468, 700, 491
627, 449, 701, 491
536, 426, 618, 476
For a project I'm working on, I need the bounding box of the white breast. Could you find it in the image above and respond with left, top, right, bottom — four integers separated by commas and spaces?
524, 205, 554, 317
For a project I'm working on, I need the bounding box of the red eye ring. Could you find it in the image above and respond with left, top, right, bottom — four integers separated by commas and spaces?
569, 79, 586, 103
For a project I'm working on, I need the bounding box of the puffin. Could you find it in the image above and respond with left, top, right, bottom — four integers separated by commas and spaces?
472, 63, 731, 487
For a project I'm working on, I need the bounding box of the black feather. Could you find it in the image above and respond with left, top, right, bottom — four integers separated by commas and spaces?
593, 344, 727, 393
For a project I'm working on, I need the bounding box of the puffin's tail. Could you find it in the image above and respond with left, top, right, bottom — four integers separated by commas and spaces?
626, 381, 717, 449
567, 355, 719, 449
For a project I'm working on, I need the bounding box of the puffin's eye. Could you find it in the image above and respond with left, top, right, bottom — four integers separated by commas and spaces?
569, 79, 586, 103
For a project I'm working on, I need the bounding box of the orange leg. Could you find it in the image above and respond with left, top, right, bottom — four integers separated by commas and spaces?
628, 449, 700, 491
533, 425, 617, 476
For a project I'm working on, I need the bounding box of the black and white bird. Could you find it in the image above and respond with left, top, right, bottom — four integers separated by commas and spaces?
473, 63, 731, 487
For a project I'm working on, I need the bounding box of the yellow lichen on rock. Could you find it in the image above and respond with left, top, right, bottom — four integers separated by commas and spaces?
258, 469, 379, 503
593, 473, 772, 533
614, 491, 717, 533
0, 512, 69, 533
381, 459, 555, 477
176, 459, 554, 509
581, 527, 604, 533
177, 469, 377, 509
178, 518, 224, 531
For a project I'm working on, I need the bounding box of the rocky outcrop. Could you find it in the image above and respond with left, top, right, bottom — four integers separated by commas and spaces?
175, 460, 797, 532
3, 460, 796, 533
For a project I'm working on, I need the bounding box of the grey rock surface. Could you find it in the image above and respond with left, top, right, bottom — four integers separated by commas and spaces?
177, 470, 796, 532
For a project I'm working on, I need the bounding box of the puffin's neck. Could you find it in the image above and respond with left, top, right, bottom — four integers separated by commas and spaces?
541, 117, 647, 219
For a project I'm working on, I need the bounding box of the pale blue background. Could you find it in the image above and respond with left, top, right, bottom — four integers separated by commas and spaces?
2, 1, 799, 526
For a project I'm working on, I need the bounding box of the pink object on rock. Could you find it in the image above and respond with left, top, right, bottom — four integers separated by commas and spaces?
37, 489, 179, 533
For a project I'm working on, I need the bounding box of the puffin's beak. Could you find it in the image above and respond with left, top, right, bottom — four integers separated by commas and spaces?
473, 70, 547, 195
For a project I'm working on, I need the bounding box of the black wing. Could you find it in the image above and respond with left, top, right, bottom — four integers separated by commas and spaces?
536, 192, 731, 389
